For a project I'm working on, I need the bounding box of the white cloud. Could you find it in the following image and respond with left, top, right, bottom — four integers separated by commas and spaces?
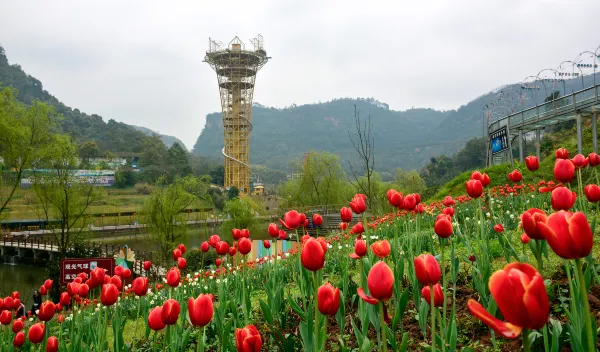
0, 0, 598, 148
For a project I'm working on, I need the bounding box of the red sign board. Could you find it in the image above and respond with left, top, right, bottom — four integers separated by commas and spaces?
60, 258, 114, 285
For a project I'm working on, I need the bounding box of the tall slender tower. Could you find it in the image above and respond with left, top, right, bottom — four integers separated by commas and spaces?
205, 35, 270, 193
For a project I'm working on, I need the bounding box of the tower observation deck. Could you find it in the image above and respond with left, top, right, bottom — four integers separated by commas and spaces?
204, 35, 270, 194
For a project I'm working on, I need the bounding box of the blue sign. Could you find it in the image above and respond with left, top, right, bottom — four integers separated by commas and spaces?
490, 127, 509, 155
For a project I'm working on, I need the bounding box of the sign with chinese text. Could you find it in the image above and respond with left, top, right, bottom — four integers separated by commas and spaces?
60, 258, 114, 284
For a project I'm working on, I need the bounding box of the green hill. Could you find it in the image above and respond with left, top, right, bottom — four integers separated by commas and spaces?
0, 46, 163, 154
132, 125, 187, 150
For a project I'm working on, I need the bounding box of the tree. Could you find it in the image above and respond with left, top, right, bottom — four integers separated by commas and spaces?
394, 168, 426, 194
32, 136, 105, 255
209, 165, 225, 186
348, 105, 375, 205
78, 141, 100, 159
223, 197, 258, 229
227, 186, 240, 200
0, 88, 58, 217
278, 151, 351, 208
143, 177, 196, 261
167, 142, 192, 179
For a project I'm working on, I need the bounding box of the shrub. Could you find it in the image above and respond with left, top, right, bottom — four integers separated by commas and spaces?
185, 249, 218, 272
134, 182, 154, 195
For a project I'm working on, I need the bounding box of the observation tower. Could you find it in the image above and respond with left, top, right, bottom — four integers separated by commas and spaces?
204, 35, 270, 193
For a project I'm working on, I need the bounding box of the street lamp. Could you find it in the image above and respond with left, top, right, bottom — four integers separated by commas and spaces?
537, 68, 565, 99
558, 60, 584, 91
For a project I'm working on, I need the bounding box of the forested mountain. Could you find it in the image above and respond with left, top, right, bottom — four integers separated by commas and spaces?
0, 46, 167, 153
194, 74, 598, 172
133, 125, 187, 149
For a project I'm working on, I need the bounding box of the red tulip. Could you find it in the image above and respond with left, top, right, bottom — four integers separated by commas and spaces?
209, 235, 221, 247
172, 248, 182, 261
471, 171, 483, 181
349, 194, 367, 214
101, 284, 119, 306
40, 286, 47, 295
554, 159, 575, 183
520, 233, 530, 244
148, 307, 166, 331
12, 298, 20, 311
12, 318, 23, 333
115, 265, 124, 277
493, 223, 504, 233
338, 222, 348, 231
468, 263, 549, 338
0, 310, 12, 325
13, 331, 25, 347
414, 254, 441, 286
143, 260, 152, 271
350, 222, 364, 235
201, 242, 209, 252
387, 189, 404, 208
57, 314, 64, 324
551, 186, 576, 211
267, 223, 279, 237
402, 194, 417, 210
370, 240, 391, 258
508, 169, 522, 182
133, 277, 149, 296
238, 237, 252, 255
571, 154, 588, 168
28, 323, 45, 344
122, 268, 132, 279
312, 214, 323, 226
555, 148, 569, 159
215, 258, 222, 267
584, 184, 600, 203
538, 211, 593, 259
161, 299, 180, 325
280, 210, 302, 229
188, 294, 214, 327
235, 325, 262, 352
110, 275, 123, 292
38, 300, 55, 322
434, 216, 453, 238
177, 257, 187, 270
4, 297, 13, 310
465, 179, 483, 198
263, 240, 271, 249
421, 283, 444, 307
166, 267, 181, 287
215, 241, 229, 256
46, 336, 59, 352
442, 207, 454, 217
177, 243, 187, 254
228, 247, 237, 257
232, 228, 241, 240
525, 156, 539, 171
78, 284, 89, 297
59, 292, 70, 306
318, 283, 341, 316
350, 239, 367, 259
278, 230, 287, 240
357, 261, 394, 304
90, 267, 106, 286
443, 196, 455, 207
482, 173, 491, 187
520, 208, 547, 240
301, 238, 325, 271
11, 292, 20, 300
589, 152, 600, 167
43, 279, 53, 290
240, 228, 250, 238
340, 207, 353, 223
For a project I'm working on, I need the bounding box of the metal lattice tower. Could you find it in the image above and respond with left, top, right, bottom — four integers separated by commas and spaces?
204, 35, 270, 193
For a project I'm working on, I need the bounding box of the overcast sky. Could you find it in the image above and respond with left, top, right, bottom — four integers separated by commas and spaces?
1, 1, 598, 149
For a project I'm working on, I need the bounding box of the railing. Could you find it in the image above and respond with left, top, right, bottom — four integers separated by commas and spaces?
489, 83, 599, 133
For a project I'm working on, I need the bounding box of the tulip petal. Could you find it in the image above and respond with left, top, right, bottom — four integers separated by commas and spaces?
567, 212, 593, 258
382, 302, 391, 324
349, 253, 360, 259
279, 219, 292, 230
467, 299, 522, 338
357, 288, 379, 305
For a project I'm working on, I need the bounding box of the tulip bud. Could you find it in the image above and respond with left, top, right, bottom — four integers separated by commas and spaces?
555, 148, 569, 159
46, 336, 59, 352
442, 196, 455, 207
465, 179, 483, 198
520, 233, 530, 244
235, 325, 262, 352
551, 186, 576, 211
143, 261, 152, 271
538, 211, 593, 259
38, 300, 55, 322
493, 224, 504, 233
161, 299, 180, 325
177, 257, 187, 270
238, 237, 252, 255
12, 318, 23, 333
101, 284, 119, 306
421, 283, 444, 307
317, 283, 341, 316
148, 307, 166, 331
340, 207, 353, 223
525, 155, 539, 171
28, 323, 45, 344
584, 184, 600, 203
133, 277, 149, 297
554, 159, 575, 183
166, 267, 181, 288
267, 223, 279, 237
520, 208, 547, 240
349, 194, 367, 214
370, 240, 391, 258
414, 254, 441, 286
201, 242, 209, 252
312, 214, 323, 227
301, 238, 325, 272
280, 210, 302, 229
188, 294, 214, 327
434, 216, 453, 238
357, 261, 394, 304
215, 241, 229, 256
350, 239, 367, 259
508, 169, 522, 182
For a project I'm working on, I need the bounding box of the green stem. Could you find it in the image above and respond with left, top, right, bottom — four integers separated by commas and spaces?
197, 326, 205, 352
535, 240, 544, 272
522, 328, 530, 352
575, 258, 594, 352
441, 239, 447, 352
542, 325, 550, 352
133, 298, 141, 347
313, 270, 320, 351
430, 284, 436, 352
359, 259, 365, 289
379, 302, 387, 352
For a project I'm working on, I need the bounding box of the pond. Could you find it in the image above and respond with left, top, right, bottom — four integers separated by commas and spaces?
0, 221, 274, 304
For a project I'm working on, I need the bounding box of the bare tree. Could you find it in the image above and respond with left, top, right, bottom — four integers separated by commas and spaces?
348, 105, 375, 205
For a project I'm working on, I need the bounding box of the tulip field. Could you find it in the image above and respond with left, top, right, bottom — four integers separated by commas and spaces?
1, 148, 600, 351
